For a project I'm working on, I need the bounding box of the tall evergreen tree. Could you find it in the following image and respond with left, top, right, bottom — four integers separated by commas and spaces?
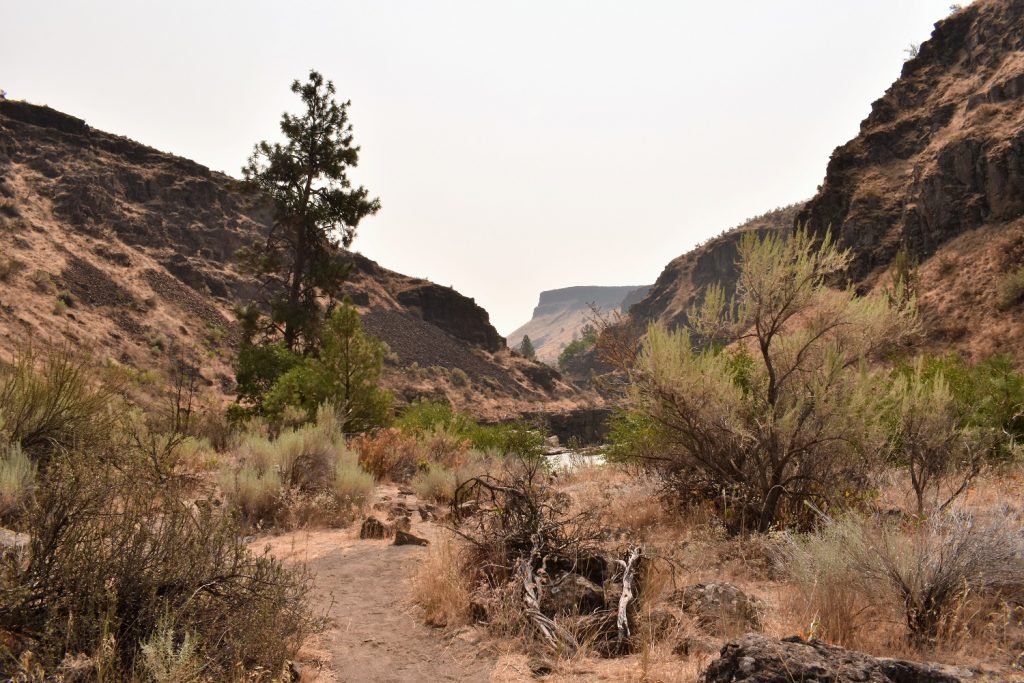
239, 70, 380, 353
518, 335, 536, 359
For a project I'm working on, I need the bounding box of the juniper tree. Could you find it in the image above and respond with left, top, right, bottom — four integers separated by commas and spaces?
518, 335, 536, 359
239, 70, 380, 353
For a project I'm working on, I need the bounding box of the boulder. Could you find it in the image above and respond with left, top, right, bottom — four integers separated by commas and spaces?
394, 529, 429, 546
704, 634, 965, 683
675, 583, 764, 635
359, 516, 388, 540
540, 572, 606, 617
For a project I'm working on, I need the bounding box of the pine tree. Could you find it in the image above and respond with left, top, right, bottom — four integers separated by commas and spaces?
239, 70, 380, 353
518, 335, 536, 359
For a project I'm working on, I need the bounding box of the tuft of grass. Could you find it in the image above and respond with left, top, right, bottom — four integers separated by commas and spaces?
30, 268, 55, 294
411, 532, 472, 628
0, 256, 23, 282
334, 446, 374, 510
219, 465, 281, 526
450, 367, 470, 387
139, 617, 204, 683
996, 266, 1024, 310
0, 442, 36, 520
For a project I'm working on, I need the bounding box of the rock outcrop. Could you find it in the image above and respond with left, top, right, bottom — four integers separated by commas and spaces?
675, 583, 765, 636
798, 0, 1024, 282
704, 634, 965, 683
626, 0, 1024, 364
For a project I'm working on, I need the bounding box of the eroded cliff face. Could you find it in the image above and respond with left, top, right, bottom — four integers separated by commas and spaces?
799, 0, 1024, 280
0, 100, 596, 419
795, 0, 1024, 361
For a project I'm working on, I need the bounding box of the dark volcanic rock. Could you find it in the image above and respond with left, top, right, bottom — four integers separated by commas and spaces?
704, 634, 964, 683
393, 529, 429, 546
539, 572, 606, 617
675, 583, 764, 636
396, 283, 503, 352
359, 517, 388, 540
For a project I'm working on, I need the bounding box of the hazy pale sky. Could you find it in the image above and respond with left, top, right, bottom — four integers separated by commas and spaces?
3, 1, 956, 334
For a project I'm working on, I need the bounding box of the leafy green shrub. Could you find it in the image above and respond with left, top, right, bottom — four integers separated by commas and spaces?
996, 266, 1024, 310
603, 410, 671, 464
260, 304, 392, 431
465, 421, 544, 459
557, 324, 598, 372
630, 228, 915, 530
895, 353, 1024, 459
0, 442, 35, 521
2, 455, 318, 678
395, 399, 471, 436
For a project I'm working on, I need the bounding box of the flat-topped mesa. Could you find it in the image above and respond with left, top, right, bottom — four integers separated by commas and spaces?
508, 284, 651, 363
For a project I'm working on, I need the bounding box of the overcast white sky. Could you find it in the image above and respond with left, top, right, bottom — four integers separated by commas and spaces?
2, 1, 956, 334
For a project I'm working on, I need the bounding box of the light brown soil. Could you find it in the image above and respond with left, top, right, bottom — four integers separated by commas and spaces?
261, 487, 497, 683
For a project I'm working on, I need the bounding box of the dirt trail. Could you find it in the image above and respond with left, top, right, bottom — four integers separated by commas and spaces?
262, 487, 498, 683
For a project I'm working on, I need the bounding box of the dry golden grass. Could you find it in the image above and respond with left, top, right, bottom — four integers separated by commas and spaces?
411, 531, 473, 629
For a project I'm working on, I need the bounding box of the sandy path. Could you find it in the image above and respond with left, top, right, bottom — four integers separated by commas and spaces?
261, 488, 497, 683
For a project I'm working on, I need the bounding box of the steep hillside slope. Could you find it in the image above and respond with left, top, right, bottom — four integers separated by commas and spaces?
0, 100, 595, 419
795, 0, 1024, 361
507, 285, 650, 363
627, 205, 802, 331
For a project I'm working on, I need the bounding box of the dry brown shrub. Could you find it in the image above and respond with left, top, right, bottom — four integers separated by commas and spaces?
351, 427, 424, 481
1, 454, 320, 679
411, 532, 473, 628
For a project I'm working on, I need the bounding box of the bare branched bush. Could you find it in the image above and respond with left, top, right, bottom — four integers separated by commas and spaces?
448, 460, 649, 656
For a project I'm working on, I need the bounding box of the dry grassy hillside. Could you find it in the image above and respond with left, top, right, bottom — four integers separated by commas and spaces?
0, 100, 597, 420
